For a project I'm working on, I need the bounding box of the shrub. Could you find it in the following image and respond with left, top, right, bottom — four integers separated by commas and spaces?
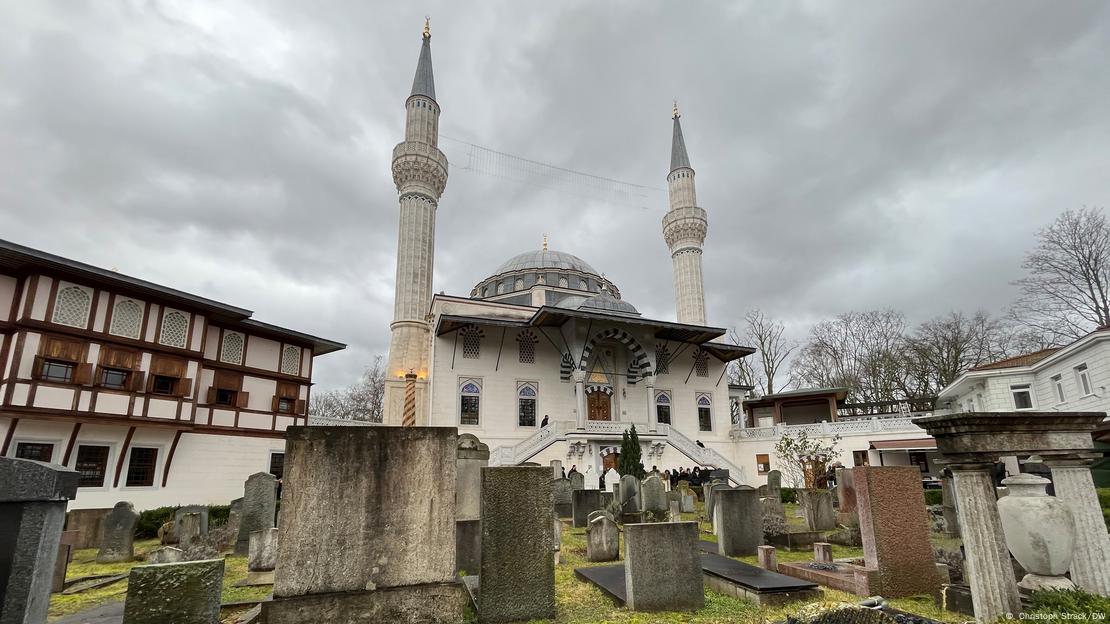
1098, 488, 1110, 532
136, 506, 178, 538
762, 513, 787, 538
923, 489, 943, 506
781, 487, 798, 504
1025, 589, 1110, 624
208, 505, 231, 525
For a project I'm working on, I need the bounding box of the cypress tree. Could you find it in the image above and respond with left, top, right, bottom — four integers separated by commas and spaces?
618, 424, 644, 478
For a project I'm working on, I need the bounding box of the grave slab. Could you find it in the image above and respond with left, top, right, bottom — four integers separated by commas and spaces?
624, 522, 703, 612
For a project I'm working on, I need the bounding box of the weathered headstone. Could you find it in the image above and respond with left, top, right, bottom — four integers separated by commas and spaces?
761, 495, 786, 522
148, 547, 183, 564
668, 500, 681, 521
704, 480, 726, 521
586, 511, 619, 562
553, 513, 562, 565
624, 522, 703, 612
641, 475, 667, 518
814, 542, 833, 563
572, 489, 603, 528
569, 471, 585, 491
767, 470, 782, 497
549, 459, 563, 479
122, 559, 224, 624
480, 466, 555, 623
175, 505, 209, 539
798, 489, 836, 531
457, 434, 489, 521
835, 468, 857, 515
604, 468, 620, 492
245, 528, 278, 585
583, 466, 599, 490
854, 466, 942, 598
235, 472, 278, 556
715, 488, 763, 556
96, 501, 139, 563
680, 492, 695, 513
0, 457, 79, 623
619, 474, 641, 513
65, 507, 111, 550
757, 545, 778, 571
264, 426, 465, 624
552, 477, 573, 518
178, 512, 203, 547
455, 519, 480, 576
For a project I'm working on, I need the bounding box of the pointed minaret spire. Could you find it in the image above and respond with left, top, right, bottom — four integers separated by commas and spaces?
410, 17, 436, 100
670, 101, 691, 171
661, 102, 708, 325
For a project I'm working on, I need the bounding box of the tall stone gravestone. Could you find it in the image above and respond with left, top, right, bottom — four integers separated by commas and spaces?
572, 489, 603, 528
264, 426, 465, 624
704, 480, 725, 520
604, 468, 620, 492
480, 466, 555, 623
65, 507, 111, 549
97, 501, 139, 563
798, 489, 836, 531
836, 468, 858, 523
246, 528, 278, 585
456, 433, 488, 576
716, 488, 763, 556
549, 459, 562, 479
0, 457, 79, 624
641, 475, 667, 519
766, 470, 782, 498
624, 522, 704, 612
619, 474, 641, 521
178, 512, 203, 547
122, 559, 224, 624
586, 511, 619, 562
583, 466, 599, 490
175, 505, 209, 539
569, 471, 585, 491
235, 472, 277, 556
854, 466, 942, 598
552, 477, 573, 518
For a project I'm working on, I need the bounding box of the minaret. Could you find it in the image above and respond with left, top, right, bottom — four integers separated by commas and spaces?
662, 102, 708, 325
384, 19, 448, 426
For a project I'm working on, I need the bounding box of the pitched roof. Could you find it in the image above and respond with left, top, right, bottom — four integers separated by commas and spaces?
670, 116, 691, 171
410, 34, 436, 100
969, 348, 1061, 371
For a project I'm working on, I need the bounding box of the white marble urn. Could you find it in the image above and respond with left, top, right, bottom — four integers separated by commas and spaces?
996, 474, 1076, 591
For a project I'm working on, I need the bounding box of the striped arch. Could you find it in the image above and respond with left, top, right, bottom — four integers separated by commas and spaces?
578, 328, 653, 379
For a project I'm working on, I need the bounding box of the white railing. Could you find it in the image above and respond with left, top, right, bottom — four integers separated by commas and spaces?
730, 417, 923, 440
307, 415, 378, 427
583, 421, 636, 434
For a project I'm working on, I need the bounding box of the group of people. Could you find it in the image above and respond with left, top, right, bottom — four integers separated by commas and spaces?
557, 463, 722, 490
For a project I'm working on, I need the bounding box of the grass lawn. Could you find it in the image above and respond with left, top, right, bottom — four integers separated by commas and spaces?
48, 538, 271, 623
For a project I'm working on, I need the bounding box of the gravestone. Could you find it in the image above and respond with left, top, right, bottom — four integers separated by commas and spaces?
572, 489, 603, 528
0, 457, 79, 623
455, 519, 481, 576
65, 507, 111, 550
940, 476, 960, 538
704, 480, 726, 521
583, 466, 600, 490
552, 477, 573, 518
457, 434, 489, 521
767, 470, 782, 497
97, 501, 139, 563
480, 466, 555, 623
175, 505, 209, 539
246, 528, 278, 585
624, 522, 703, 612
619, 474, 641, 513
604, 468, 620, 492
716, 488, 763, 556
836, 468, 857, 517
235, 472, 278, 556
148, 547, 183, 564
264, 426, 465, 624
549, 460, 563, 479
854, 466, 942, 598
122, 559, 224, 624
814, 542, 833, 563
668, 500, 681, 521
680, 492, 695, 513
52, 530, 78, 593
178, 512, 203, 547
758, 545, 778, 571
553, 513, 562, 565
569, 471, 585, 491
586, 511, 619, 562
641, 475, 668, 518
798, 489, 836, 531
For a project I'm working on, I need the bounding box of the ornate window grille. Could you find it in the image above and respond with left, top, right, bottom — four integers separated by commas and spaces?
52, 285, 92, 328
109, 298, 143, 339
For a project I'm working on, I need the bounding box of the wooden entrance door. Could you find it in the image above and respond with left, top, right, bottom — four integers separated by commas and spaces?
587, 391, 611, 421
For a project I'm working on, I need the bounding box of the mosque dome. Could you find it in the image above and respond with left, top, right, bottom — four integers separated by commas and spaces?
493, 249, 600, 276
471, 245, 628, 307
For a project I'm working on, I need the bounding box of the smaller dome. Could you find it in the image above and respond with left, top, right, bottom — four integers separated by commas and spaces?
577, 291, 640, 317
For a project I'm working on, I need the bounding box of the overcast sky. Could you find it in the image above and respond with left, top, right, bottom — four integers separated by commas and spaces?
3, 1, 1108, 390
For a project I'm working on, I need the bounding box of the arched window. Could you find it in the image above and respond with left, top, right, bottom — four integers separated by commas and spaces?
220, 331, 245, 365
460, 325, 482, 359
281, 345, 302, 375
108, 298, 143, 339
655, 391, 671, 425
558, 277, 569, 288
514, 278, 525, 291
517, 382, 538, 427
158, 309, 189, 348
496, 282, 506, 295
517, 330, 537, 364
696, 393, 712, 431
52, 284, 92, 328
459, 378, 481, 426
579, 279, 588, 290
693, 348, 709, 377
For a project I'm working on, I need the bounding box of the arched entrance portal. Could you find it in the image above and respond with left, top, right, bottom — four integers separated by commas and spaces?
600, 446, 621, 472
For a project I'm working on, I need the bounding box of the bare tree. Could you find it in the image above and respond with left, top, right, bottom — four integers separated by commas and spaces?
309, 355, 386, 422
902, 311, 1008, 396
742, 309, 795, 395
1013, 207, 1110, 343
790, 309, 908, 403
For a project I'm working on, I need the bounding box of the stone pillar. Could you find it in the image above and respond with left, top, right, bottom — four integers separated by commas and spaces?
235, 472, 278, 556
574, 371, 587, 429
951, 464, 1022, 622
123, 559, 224, 623
1046, 459, 1110, 595
645, 376, 656, 432
0, 457, 79, 624
480, 466, 555, 623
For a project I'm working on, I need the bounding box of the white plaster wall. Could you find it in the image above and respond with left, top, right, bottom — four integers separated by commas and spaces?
242, 376, 277, 412
0, 275, 17, 322
245, 336, 280, 372
96, 392, 130, 415
92, 291, 109, 332
144, 304, 160, 341
1030, 343, 1110, 413
203, 326, 220, 360
34, 386, 74, 410
31, 276, 52, 321
238, 412, 272, 430
18, 332, 41, 378
146, 398, 177, 420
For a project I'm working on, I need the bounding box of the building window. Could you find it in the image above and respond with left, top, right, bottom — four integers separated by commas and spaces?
460, 325, 483, 359
215, 388, 237, 406
75, 445, 110, 487
125, 447, 158, 487
100, 368, 130, 390
1075, 364, 1092, 396
1052, 374, 1066, 403
40, 360, 75, 383
15, 442, 55, 462
52, 284, 92, 328
655, 391, 671, 425
693, 349, 709, 377
697, 394, 713, 431
514, 278, 525, 291
108, 298, 143, 339
756, 453, 770, 475
159, 309, 189, 348
460, 379, 481, 426
853, 450, 870, 467
579, 279, 588, 290
278, 398, 295, 413
518, 382, 538, 427
497, 282, 505, 295
152, 375, 177, 396
1010, 384, 1033, 410
909, 451, 930, 473
280, 345, 302, 376
655, 344, 670, 375
274, 380, 300, 414
220, 331, 245, 365
269, 452, 285, 480
558, 277, 569, 288
517, 330, 537, 364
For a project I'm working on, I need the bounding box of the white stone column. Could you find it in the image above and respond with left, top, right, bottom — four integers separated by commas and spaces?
644, 375, 656, 432
573, 370, 587, 430
1047, 460, 1110, 595
951, 464, 1022, 622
